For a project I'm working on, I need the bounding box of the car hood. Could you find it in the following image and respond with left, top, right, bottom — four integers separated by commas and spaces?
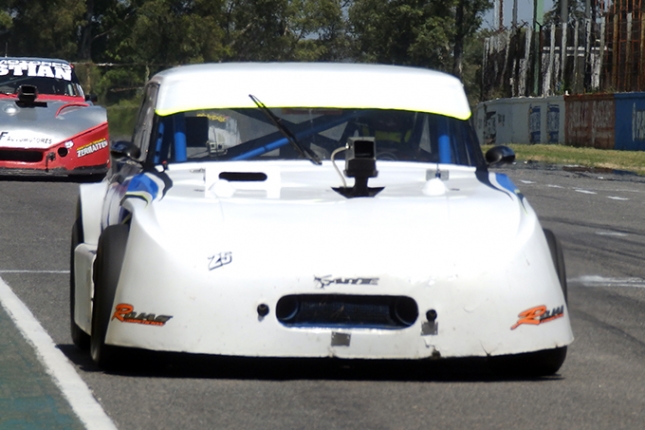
128, 161, 533, 279
0, 99, 107, 149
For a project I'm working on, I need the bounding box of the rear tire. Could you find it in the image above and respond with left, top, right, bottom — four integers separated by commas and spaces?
544, 228, 567, 303
90, 224, 129, 369
70, 208, 90, 349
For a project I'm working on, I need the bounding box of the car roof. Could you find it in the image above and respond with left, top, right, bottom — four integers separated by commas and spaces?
0, 57, 71, 65
151, 62, 472, 120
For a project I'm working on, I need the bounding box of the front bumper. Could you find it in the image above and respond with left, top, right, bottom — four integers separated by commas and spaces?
0, 122, 109, 176
101, 219, 574, 360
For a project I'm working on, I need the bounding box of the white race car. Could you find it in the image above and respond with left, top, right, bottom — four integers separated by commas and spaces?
70, 63, 573, 375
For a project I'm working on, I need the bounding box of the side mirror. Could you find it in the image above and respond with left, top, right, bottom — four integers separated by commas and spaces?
110, 140, 141, 160
485, 145, 516, 166
85, 94, 98, 103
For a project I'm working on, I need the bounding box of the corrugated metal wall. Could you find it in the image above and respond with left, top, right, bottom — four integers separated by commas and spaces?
565, 94, 615, 149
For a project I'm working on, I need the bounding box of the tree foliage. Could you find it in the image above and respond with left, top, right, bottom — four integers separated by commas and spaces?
543, 0, 588, 26
0, 0, 491, 104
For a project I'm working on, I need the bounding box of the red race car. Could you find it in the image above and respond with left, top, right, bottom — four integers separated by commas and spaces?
0, 57, 109, 178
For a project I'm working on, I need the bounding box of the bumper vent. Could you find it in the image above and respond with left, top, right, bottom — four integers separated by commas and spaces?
276, 294, 418, 329
0, 149, 44, 162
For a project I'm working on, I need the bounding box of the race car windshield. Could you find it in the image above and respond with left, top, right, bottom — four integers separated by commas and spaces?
151, 108, 485, 167
0, 75, 82, 97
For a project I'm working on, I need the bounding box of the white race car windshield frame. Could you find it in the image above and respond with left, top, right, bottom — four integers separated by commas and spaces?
148, 108, 486, 168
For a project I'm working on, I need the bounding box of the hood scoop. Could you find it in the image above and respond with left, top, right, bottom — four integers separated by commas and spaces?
218, 171, 267, 182
206, 166, 280, 198
16, 85, 47, 108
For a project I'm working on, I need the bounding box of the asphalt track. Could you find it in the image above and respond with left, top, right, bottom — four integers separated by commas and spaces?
0, 297, 81, 429
1, 163, 645, 429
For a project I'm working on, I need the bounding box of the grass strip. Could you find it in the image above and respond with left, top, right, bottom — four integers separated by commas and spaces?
482, 144, 645, 174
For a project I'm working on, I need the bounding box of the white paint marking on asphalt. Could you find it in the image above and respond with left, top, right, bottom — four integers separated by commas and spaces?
569, 275, 645, 288
0, 270, 69, 274
0, 276, 117, 430
520, 180, 535, 184
547, 184, 564, 188
595, 230, 628, 237
607, 196, 630, 201
574, 189, 597, 195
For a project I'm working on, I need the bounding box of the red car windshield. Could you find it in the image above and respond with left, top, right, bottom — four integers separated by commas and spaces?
0, 60, 84, 98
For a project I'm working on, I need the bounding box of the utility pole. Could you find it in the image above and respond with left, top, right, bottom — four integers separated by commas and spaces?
533, 0, 544, 95
512, 0, 518, 28
560, 0, 568, 92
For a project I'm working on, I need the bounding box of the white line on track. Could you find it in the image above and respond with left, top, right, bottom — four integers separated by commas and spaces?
0, 270, 70, 274
569, 275, 645, 288
595, 230, 628, 237
0, 276, 117, 430
574, 189, 597, 195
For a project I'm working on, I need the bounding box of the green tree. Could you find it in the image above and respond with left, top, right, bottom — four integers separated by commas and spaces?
1, 0, 85, 58
349, 0, 458, 70
543, 0, 587, 26
453, 0, 490, 79
0, 0, 492, 105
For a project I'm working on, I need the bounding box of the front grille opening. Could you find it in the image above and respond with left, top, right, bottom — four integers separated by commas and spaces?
0, 149, 44, 162
276, 294, 418, 329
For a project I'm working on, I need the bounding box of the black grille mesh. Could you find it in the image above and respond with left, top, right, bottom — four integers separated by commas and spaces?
276, 294, 418, 329
0, 149, 43, 162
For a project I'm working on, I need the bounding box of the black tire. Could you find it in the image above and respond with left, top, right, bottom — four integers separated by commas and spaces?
543, 228, 568, 303
489, 346, 568, 377
90, 224, 129, 369
70, 212, 91, 350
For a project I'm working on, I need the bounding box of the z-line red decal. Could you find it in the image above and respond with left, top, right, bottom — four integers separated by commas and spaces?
111, 303, 173, 326
511, 304, 564, 330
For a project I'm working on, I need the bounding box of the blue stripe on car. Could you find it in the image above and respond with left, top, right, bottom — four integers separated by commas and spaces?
127, 174, 159, 201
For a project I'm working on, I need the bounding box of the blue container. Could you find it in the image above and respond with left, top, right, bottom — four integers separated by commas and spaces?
614, 92, 645, 151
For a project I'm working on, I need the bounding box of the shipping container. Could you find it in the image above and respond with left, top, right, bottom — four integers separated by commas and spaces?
474, 96, 565, 145
614, 93, 645, 150
564, 94, 615, 149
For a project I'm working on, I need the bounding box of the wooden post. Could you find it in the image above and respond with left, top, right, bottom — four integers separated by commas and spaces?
640, 13, 645, 91
627, 12, 633, 90
612, 14, 618, 90
597, 18, 606, 90
561, 0, 568, 91
573, 20, 580, 91
546, 24, 556, 94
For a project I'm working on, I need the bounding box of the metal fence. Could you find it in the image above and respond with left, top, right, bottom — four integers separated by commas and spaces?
482, 0, 645, 99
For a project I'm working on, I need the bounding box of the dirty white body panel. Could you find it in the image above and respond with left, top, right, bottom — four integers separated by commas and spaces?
74, 160, 573, 359
73, 62, 572, 363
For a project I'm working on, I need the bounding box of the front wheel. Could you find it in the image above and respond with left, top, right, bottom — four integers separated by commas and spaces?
90, 224, 129, 369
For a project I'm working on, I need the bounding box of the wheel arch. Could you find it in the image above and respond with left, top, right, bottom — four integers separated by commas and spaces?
543, 228, 567, 303
79, 180, 109, 246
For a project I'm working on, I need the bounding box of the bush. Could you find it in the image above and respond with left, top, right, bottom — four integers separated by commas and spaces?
107, 102, 140, 141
